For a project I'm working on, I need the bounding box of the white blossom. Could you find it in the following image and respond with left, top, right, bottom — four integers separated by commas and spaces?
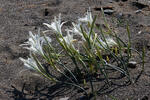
60, 29, 75, 47
98, 38, 117, 48
105, 38, 117, 47
20, 31, 51, 55
43, 14, 66, 34
19, 57, 39, 70
71, 22, 82, 35
78, 9, 93, 24
70, 22, 86, 41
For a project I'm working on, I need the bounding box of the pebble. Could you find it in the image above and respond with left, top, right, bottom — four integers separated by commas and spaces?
104, 9, 114, 15
128, 61, 137, 68
138, 31, 142, 34
93, 6, 114, 15
135, 10, 142, 14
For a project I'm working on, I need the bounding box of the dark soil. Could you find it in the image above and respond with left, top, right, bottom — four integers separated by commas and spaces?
0, 0, 150, 100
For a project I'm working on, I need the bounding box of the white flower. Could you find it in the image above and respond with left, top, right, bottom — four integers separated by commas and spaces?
70, 22, 86, 41
105, 38, 117, 47
71, 22, 82, 35
19, 57, 39, 70
40, 36, 52, 44
78, 8, 93, 24
43, 14, 66, 34
20, 31, 51, 55
60, 29, 75, 47
97, 38, 106, 48
71, 22, 93, 41
98, 38, 117, 48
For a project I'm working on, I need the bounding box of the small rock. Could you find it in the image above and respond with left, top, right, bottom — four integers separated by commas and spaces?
104, 9, 114, 15
94, 6, 114, 15
138, 31, 142, 34
135, 10, 142, 14
128, 61, 137, 68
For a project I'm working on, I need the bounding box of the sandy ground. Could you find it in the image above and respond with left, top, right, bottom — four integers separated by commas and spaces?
0, 0, 150, 100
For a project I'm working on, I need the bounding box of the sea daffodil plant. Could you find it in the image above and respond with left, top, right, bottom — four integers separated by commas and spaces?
20, 8, 145, 99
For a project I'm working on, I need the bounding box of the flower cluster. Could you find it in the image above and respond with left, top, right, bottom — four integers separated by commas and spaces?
19, 56, 39, 70
20, 31, 51, 55
43, 14, 66, 34
19, 8, 144, 98
19, 30, 51, 70
20, 9, 117, 70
